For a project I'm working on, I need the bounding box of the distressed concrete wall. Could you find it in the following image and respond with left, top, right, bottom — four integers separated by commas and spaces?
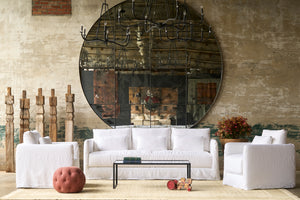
0, 0, 299, 170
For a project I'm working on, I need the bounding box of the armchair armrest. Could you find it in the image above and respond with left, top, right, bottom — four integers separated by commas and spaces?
224, 142, 250, 155
243, 144, 296, 189
16, 143, 74, 188
84, 139, 94, 173
210, 139, 220, 180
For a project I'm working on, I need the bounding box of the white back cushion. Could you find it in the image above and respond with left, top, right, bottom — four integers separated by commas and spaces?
136, 135, 168, 151
23, 130, 41, 144
131, 128, 171, 150
173, 135, 204, 151
262, 129, 287, 144
39, 136, 52, 144
252, 135, 272, 144
171, 128, 210, 151
93, 128, 131, 151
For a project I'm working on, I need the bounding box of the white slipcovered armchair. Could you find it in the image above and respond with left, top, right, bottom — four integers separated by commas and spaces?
16, 131, 79, 188
223, 129, 296, 190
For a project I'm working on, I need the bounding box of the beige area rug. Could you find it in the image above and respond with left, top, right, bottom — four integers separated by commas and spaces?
1, 180, 299, 200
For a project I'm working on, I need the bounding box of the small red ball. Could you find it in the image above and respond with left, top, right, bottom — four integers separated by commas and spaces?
167, 180, 177, 190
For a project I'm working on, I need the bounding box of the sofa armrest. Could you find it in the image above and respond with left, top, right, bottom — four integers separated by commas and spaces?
224, 142, 250, 155
243, 144, 296, 189
84, 139, 94, 173
53, 142, 79, 160
210, 139, 220, 180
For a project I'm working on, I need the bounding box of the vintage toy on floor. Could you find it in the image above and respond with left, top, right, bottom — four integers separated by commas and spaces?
167, 178, 192, 191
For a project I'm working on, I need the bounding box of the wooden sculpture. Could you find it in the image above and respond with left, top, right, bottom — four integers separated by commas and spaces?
5, 87, 14, 172
65, 85, 75, 142
20, 90, 30, 143
36, 88, 45, 137
49, 89, 57, 142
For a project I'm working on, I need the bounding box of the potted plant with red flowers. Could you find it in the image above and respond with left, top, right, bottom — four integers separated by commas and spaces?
215, 116, 252, 150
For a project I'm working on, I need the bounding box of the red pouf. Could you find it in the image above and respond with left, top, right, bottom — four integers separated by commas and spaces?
53, 167, 86, 193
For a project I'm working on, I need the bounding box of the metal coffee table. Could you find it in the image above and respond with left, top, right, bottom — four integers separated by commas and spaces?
113, 160, 191, 189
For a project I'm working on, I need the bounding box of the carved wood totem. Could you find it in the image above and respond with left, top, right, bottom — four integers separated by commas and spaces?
36, 88, 45, 137
49, 89, 57, 142
20, 90, 30, 143
65, 85, 75, 142
5, 87, 14, 172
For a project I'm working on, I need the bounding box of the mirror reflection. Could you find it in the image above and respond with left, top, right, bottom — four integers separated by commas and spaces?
79, 0, 223, 127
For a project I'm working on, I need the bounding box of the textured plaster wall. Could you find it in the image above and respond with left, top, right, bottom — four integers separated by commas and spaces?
0, 0, 299, 170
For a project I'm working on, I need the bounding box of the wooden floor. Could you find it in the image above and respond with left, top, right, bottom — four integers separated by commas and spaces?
1, 171, 300, 198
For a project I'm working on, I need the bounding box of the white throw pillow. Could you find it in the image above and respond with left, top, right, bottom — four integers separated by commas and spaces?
171, 128, 210, 151
173, 134, 204, 151
136, 135, 168, 151
93, 128, 131, 151
39, 136, 52, 144
262, 129, 287, 144
23, 130, 41, 144
131, 128, 171, 150
252, 136, 272, 144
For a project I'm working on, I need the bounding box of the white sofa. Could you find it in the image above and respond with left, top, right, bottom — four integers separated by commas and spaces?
16, 131, 79, 188
223, 129, 296, 190
84, 127, 220, 180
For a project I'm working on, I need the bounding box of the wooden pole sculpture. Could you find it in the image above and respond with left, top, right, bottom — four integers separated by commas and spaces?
20, 90, 30, 143
49, 89, 57, 142
36, 88, 45, 137
65, 85, 75, 142
5, 87, 14, 172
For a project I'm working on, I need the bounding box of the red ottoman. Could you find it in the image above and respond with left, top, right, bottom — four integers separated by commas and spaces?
53, 167, 86, 193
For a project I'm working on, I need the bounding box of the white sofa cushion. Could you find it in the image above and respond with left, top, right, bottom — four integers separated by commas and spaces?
262, 129, 287, 144
224, 154, 243, 175
89, 150, 212, 168
173, 134, 204, 151
39, 136, 52, 144
252, 136, 272, 144
23, 130, 41, 144
93, 128, 131, 151
136, 135, 168, 151
171, 128, 210, 151
132, 128, 171, 150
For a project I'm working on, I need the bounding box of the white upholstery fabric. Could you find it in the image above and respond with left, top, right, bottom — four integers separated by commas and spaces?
39, 136, 52, 144
132, 128, 171, 150
23, 130, 41, 144
136, 135, 168, 151
173, 135, 204, 151
252, 136, 272, 144
16, 142, 80, 188
223, 139, 296, 190
84, 128, 220, 180
88, 150, 212, 168
93, 128, 131, 151
171, 128, 210, 151
262, 129, 287, 144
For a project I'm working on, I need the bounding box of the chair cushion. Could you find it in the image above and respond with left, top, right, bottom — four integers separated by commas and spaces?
132, 128, 171, 150
93, 128, 131, 151
262, 129, 287, 144
252, 136, 272, 144
39, 136, 52, 144
23, 130, 41, 144
171, 128, 210, 151
53, 167, 85, 193
224, 154, 243, 175
89, 150, 212, 168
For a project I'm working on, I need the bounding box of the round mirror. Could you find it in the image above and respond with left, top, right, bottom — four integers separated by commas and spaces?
79, 0, 223, 127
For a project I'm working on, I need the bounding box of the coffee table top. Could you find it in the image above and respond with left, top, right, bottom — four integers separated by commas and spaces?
114, 160, 190, 165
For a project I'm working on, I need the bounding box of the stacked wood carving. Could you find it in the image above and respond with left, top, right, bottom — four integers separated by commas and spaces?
49, 89, 57, 142
65, 85, 74, 142
5, 87, 14, 172
4, 86, 75, 172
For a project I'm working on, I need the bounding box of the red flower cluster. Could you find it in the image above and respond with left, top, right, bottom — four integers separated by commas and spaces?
215, 116, 252, 139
